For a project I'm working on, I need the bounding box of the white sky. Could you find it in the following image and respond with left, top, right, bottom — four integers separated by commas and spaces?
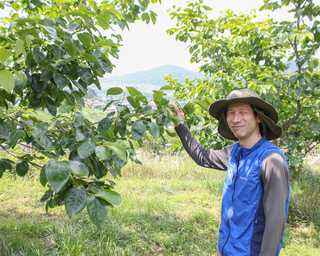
109, 0, 295, 75
1, 0, 318, 76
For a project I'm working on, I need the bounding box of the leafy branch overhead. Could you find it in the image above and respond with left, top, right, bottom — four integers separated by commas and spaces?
0, 0, 179, 228
166, 0, 320, 176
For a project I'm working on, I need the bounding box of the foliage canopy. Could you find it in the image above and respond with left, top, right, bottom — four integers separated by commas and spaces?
166, 0, 320, 175
0, 0, 184, 227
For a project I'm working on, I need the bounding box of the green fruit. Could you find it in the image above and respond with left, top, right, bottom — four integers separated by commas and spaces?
313, 88, 320, 96
16, 161, 29, 176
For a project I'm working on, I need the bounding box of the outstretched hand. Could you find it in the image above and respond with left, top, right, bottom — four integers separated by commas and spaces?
172, 103, 186, 124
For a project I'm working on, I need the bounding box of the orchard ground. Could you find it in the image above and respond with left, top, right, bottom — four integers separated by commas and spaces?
0, 150, 319, 256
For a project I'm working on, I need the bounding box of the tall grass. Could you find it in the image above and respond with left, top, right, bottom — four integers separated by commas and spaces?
0, 153, 319, 255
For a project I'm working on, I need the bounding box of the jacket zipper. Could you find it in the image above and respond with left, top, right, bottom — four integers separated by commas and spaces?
222, 150, 241, 255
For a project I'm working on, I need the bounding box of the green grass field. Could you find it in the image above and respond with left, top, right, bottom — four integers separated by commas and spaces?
0, 153, 319, 255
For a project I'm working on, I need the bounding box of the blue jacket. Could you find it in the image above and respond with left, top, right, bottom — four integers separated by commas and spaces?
218, 136, 290, 255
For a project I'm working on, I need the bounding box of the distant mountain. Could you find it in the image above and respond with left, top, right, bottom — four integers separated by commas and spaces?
100, 65, 204, 87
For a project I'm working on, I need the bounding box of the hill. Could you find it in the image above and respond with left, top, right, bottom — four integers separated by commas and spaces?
100, 65, 204, 88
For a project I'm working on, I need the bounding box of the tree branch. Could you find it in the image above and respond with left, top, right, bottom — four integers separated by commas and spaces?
0, 144, 42, 169
280, 99, 302, 143
302, 141, 319, 156
300, 43, 320, 67
214, 46, 223, 70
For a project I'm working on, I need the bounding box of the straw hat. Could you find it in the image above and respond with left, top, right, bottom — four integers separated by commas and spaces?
209, 89, 282, 141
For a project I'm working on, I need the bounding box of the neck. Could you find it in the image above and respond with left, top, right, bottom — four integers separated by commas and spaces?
238, 134, 262, 149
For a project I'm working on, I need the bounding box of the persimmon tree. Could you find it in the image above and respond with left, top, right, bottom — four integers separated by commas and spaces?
0, 0, 182, 227
166, 0, 320, 177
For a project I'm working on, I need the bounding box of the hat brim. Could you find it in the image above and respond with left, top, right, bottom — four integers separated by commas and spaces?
209, 97, 279, 124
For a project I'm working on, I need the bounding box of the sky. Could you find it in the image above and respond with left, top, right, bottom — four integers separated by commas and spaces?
108, 0, 294, 76
0, 0, 317, 76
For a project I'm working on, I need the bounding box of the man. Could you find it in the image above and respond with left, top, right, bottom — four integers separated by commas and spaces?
173, 89, 290, 256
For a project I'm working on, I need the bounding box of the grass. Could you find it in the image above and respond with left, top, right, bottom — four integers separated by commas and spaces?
0, 153, 319, 255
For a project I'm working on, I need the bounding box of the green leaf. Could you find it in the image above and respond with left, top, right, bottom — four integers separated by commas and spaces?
127, 96, 140, 108
0, 120, 10, 137
127, 87, 143, 96
115, 119, 127, 138
0, 159, 13, 170
59, 104, 74, 113
7, 129, 23, 148
46, 159, 71, 193
86, 196, 108, 228
195, 99, 212, 111
279, 33, 288, 44
170, 116, 181, 126
32, 123, 49, 138
96, 13, 111, 30
44, 96, 57, 116
39, 165, 47, 187
112, 150, 126, 170
95, 190, 121, 206
38, 134, 52, 151
16, 161, 29, 176
149, 122, 160, 139
160, 85, 174, 90
131, 121, 146, 140
53, 72, 67, 89
143, 105, 153, 114
78, 141, 96, 159
40, 25, 57, 38
107, 87, 123, 95
64, 42, 77, 56
0, 48, 11, 63
67, 22, 80, 31
65, 187, 87, 218
33, 47, 45, 62
83, 53, 98, 62
74, 112, 84, 128
0, 70, 15, 93
97, 116, 112, 133
153, 90, 164, 106
77, 33, 92, 47
95, 146, 110, 161
123, 113, 140, 119
103, 141, 127, 162
40, 191, 51, 203
159, 114, 171, 128
166, 129, 176, 137
76, 128, 86, 142
141, 13, 150, 24
14, 70, 27, 93
183, 102, 196, 115
69, 160, 89, 177
96, 39, 117, 47
106, 163, 117, 178
150, 11, 157, 24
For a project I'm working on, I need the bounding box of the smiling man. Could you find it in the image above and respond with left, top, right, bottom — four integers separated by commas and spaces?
174, 89, 290, 256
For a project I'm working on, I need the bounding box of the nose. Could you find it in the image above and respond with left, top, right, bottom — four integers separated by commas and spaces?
232, 112, 242, 123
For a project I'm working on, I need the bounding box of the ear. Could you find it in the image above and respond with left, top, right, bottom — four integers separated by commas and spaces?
256, 116, 262, 123
256, 110, 264, 124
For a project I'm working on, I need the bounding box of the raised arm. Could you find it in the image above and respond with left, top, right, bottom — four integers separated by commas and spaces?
175, 122, 230, 171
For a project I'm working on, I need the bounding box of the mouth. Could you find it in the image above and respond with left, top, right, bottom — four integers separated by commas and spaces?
231, 125, 244, 131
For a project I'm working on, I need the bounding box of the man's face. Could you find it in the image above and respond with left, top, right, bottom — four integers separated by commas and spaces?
226, 102, 261, 142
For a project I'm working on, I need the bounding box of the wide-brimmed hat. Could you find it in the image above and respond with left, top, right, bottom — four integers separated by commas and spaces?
209, 89, 282, 141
